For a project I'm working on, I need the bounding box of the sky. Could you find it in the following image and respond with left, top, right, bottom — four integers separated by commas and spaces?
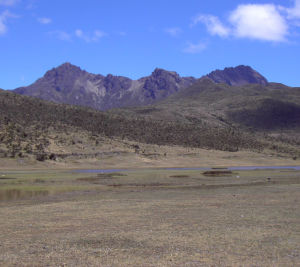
1, 0, 300, 89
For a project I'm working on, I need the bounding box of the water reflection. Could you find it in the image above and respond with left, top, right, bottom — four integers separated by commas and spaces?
0, 189, 49, 201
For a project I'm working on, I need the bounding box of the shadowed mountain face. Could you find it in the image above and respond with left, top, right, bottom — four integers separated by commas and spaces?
14, 63, 196, 110
206, 65, 268, 86
13, 63, 269, 110
227, 99, 300, 130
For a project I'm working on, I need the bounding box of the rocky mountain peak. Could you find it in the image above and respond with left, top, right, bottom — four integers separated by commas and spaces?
206, 65, 268, 86
151, 68, 179, 79
44, 62, 86, 79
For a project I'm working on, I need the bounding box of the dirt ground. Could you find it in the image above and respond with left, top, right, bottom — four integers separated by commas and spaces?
0, 168, 299, 266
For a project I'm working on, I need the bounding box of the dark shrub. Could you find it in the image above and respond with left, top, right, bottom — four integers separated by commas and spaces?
36, 153, 48, 161
49, 153, 57, 160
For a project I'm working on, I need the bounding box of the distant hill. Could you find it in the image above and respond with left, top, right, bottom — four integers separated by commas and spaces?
13, 63, 268, 110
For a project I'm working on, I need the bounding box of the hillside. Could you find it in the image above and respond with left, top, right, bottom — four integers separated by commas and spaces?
1, 90, 273, 162
113, 78, 300, 130
110, 78, 300, 156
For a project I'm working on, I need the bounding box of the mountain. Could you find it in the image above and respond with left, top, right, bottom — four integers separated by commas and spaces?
206, 65, 268, 86
14, 63, 196, 110
2, 72, 300, 161
13, 63, 269, 110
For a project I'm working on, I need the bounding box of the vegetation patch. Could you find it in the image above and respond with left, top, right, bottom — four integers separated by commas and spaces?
97, 173, 127, 177
0, 177, 16, 180
202, 170, 233, 177
109, 183, 172, 187
169, 175, 190, 178
77, 173, 127, 183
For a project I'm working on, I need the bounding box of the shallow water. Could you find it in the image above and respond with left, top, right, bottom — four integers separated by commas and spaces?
166, 166, 300, 171
76, 166, 300, 173
77, 169, 127, 173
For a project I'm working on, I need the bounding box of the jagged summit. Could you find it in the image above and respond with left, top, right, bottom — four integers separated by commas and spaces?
150, 68, 179, 77
43, 62, 87, 79
206, 65, 268, 86
14, 63, 196, 110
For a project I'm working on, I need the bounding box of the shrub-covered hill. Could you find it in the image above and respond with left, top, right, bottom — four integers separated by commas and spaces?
112, 78, 300, 131
0, 90, 264, 160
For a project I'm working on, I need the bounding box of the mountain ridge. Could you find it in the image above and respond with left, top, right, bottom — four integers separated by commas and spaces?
14, 63, 196, 110
13, 63, 269, 110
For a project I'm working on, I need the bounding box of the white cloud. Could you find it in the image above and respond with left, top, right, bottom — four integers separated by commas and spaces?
165, 27, 182, 37
75, 29, 106, 43
0, 0, 19, 6
48, 30, 72, 41
194, 4, 289, 42
183, 42, 206, 54
0, 10, 17, 35
38, 17, 52, 24
229, 4, 288, 42
193, 15, 230, 37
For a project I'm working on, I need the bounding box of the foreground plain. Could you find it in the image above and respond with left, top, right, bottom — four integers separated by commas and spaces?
0, 168, 300, 266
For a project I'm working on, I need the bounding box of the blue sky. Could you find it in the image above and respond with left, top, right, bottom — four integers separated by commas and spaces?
1, 0, 300, 89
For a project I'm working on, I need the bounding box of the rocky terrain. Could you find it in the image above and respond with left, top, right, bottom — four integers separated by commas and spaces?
14, 63, 268, 110
14, 63, 196, 110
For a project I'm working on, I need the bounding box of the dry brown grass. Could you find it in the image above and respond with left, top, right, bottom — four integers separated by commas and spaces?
1, 140, 300, 171
0, 168, 299, 266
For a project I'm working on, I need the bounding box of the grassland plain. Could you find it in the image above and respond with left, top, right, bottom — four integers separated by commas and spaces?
0, 168, 299, 266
